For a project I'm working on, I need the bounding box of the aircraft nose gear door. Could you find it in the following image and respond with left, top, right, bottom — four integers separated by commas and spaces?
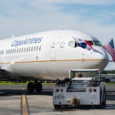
49, 42, 56, 61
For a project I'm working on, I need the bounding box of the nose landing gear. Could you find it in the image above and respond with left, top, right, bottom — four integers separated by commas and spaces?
27, 81, 42, 94
27, 82, 34, 94
34, 81, 42, 93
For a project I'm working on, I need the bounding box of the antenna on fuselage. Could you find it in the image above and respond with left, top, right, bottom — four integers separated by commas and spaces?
11, 33, 14, 38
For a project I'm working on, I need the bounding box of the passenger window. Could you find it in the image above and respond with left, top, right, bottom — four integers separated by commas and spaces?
31, 47, 33, 51
36, 46, 38, 51
19, 48, 21, 53
14, 49, 16, 53
26, 47, 29, 52
60, 42, 65, 48
68, 41, 76, 48
21, 48, 23, 52
34, 46, 36, 51
17, 49, 19, 53
51, 42, 55, 48
24, 48, 26, 52
39, 46, 41, 51
29, 47, 31, 52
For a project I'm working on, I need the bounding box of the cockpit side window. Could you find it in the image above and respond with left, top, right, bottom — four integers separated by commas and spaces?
68, 40, 93, 48
88, 41, 93, 45
93, 40, 102, 46
68, 41, 76, 48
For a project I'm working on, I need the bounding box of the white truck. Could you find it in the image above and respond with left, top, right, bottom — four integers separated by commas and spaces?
53, 69, 106, 109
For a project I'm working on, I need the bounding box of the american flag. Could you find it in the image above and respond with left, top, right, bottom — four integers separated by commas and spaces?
104, 39, 115, 62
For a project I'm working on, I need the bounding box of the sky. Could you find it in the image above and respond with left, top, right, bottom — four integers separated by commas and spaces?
0, 0, 115, 70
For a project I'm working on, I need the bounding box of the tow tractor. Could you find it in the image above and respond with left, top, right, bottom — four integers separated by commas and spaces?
53, 69, 106, 109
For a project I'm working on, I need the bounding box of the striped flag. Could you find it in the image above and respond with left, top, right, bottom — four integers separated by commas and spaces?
104, 39, 115, 62
74, 38, 93, 51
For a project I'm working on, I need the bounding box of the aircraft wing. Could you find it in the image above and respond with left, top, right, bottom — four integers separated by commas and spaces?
0, 56, 38, 81
0, 67, 11, 81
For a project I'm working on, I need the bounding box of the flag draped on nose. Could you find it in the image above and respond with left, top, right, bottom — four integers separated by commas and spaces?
74, 38, 93, 51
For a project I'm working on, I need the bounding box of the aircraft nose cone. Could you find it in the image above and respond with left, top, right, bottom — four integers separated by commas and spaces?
93, 47, 109, 70
97, 54, 109, 70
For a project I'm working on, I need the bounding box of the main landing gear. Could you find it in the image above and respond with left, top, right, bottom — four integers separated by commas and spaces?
27, 81, 42, 94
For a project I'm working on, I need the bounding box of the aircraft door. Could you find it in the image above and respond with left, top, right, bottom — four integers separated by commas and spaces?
49, 42, 56, 61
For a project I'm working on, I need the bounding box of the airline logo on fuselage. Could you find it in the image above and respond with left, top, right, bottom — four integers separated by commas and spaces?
11, 37, 43, 47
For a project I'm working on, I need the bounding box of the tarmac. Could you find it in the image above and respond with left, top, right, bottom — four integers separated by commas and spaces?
0, 84, 115, 115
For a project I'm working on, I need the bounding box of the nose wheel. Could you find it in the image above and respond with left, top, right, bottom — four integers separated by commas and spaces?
34, 81, 42, 93
27, 82, 34, 94
27, 81, 42, 94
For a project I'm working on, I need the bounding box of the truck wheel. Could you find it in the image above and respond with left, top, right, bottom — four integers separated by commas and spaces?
102, 88, 106, 107
73, 103, 78, 108
96, 89, 103, 109
54, 105, 61, 109
64, 78, 71, 83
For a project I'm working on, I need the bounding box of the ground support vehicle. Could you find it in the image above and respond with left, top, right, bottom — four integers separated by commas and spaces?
53, 69, 106, 109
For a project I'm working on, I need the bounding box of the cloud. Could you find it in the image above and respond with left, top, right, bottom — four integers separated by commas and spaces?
0, 0, 114, 70
105, 63, 115, 70
0, 1, 115, 42
0, 0, 77, 38
37, 0, 115, 5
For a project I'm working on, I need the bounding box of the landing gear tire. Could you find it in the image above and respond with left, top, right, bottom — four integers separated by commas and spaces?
34, 81, 42, 93
96, 89, 103, 109
27, 82, 34, 94
102, 88, 106, 107
56, 79, 60, 85
63, 78, 71, 83
54, 105, 61, 109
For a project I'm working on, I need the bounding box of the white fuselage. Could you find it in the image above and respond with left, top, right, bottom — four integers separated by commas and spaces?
0, 30, 109, 80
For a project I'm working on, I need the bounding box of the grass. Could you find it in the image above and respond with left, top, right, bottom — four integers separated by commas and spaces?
0, 81, 114, 85
0, 81, 55, 85
105, 82, 115, 84
0, 81, 29, 85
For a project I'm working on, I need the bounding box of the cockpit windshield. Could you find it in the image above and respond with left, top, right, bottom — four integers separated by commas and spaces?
93, 40, 102, 46
68, 39, 102, 48
88, 41, 93, 45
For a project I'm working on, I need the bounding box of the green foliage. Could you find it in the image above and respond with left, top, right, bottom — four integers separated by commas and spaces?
0, 81, 55, 85
0, 81, 29, 85
101, 70, 115, 74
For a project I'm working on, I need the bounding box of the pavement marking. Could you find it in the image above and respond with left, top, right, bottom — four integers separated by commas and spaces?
22, 94, 28, 115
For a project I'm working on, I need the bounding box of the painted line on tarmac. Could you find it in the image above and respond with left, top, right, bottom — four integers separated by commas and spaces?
22, 94, 29, 115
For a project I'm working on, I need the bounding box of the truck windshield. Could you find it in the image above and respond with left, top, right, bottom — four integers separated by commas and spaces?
70, 71, 99, 79
67, 80, 88, 92
70, 80, 88, 88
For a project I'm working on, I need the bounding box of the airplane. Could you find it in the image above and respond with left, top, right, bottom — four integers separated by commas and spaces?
0, 30, 109, 93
